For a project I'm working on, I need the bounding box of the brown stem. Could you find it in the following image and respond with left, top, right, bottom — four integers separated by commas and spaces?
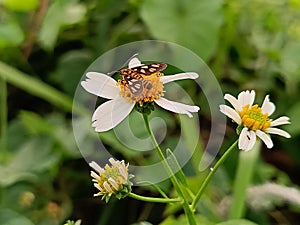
21, 0, 50, 58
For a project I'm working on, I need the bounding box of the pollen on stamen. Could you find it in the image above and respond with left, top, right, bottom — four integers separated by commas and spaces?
240, 104, 272, 131
252, 121, 261, 130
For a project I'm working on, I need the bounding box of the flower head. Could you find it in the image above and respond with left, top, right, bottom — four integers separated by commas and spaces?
220, 90, 291, 151
90, 158, 133, 202
64, 220, 81, 225
81, 57, 200, 132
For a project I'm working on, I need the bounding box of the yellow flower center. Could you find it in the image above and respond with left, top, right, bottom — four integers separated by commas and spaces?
239, 104, 272, 131
117, 72, 164, 106
97, 162, 128, 195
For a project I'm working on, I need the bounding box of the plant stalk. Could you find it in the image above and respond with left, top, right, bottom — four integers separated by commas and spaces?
128, 192, 181, 203
143, 114, 197, 225
0, 78, 7, 153
229, 141, 260, 219
191, 139, 238, 210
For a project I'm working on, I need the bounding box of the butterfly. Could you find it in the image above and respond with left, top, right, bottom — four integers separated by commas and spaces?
120, 63, 167, 96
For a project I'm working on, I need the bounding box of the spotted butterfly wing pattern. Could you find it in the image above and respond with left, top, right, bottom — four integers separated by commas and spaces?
129, 63, 167, 75
122, 74, 145, 96
120, 63, 167, 96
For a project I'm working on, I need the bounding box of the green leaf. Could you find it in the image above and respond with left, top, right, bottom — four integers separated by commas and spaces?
179, 114, 202, 175
140, 0, 223, 60
2, 0, 39, 11
51, 50, 92, 96
287, 101, 300, 135
280, 41, 300, 94
216, 219, 259, 225
166, 148, 188, 187
19, 111, 54, 135
18, 111, 81, 157
0, 208, 34, 225
0, 137, 60, 186
0, 14, 24, 47
38, 0, 86, 50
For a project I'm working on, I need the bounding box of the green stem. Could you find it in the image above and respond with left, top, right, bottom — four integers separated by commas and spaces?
137, 181, 169, 199
143, 114, 197, 225
128, 192, 181, 203
191, 139, 238, 210
143, 114, 166, 161
0, 78, 7, 153
229, 141, 260, 219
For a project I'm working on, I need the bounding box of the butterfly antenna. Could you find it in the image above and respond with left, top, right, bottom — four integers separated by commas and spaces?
122, 53, 139, 67
107, 70, 119, 76
107, 53, 139, 76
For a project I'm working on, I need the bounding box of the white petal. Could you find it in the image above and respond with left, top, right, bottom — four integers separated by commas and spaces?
118, 166, 127, 180
94, 183, 103, 192
92, 97, 135, 132
81, 72, 119, 99
239, 127, 256, 151
261, 95, 275, 116
265, 127, 291, 138
219, 105, 242, 124
238, 90, 255, 107
270, 116, 290, 126
90, 171, 101, 180
103, 181, 113, 192
89, 161, 104, 173
224, 94, 242, 112
128, 57, 143, 68
108, 177, 119, 190
160, 72, 199, 84
154, 97, 199, 118
256, 130, 273, 149
109, 157, 117, 166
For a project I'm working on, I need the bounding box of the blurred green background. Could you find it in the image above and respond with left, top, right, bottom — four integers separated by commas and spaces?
1, 0, 300, 224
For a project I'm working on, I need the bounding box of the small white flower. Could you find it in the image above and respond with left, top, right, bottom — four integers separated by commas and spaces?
81, 57, 200, 132
220, 90, 291, 151
89, 158, 133, 202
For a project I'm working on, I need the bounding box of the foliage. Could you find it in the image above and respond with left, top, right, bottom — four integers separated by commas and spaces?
0, 0, 300, 224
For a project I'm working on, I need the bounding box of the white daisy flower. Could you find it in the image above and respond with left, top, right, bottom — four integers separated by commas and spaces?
90, 158, 133, 202
219, 90, 291, 151
81, 57, 200, 132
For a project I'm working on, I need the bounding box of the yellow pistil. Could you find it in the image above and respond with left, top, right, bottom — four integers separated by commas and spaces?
117, 72, 164, 106
239, 104, 272, 131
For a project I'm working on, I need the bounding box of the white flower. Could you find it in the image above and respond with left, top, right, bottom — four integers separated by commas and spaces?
89, 158, 133, 201
220, 90, 291, 151
81, 57, 200, 132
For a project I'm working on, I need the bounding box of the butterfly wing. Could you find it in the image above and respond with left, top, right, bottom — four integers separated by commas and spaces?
123, 74, 144, 96
131, 63, 167, 75
120, 62, 167, 96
